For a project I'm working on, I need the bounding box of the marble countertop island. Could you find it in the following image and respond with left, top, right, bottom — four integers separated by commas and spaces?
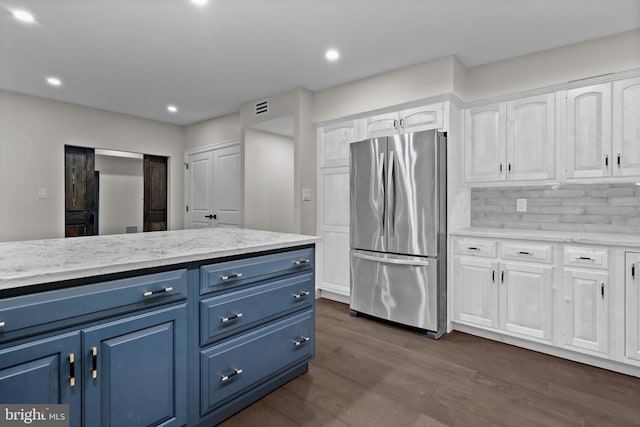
0, 228, 320, 291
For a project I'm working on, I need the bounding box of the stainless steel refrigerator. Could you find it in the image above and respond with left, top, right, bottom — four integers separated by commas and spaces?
349, 129, 446, 339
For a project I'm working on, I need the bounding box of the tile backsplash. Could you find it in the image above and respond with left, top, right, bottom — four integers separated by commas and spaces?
470, 184, 640, 234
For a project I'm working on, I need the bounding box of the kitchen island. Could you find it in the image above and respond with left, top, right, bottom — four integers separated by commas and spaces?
0, 228, 319, 427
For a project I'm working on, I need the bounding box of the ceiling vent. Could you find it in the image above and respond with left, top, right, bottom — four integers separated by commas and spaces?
255, 99, 269, 116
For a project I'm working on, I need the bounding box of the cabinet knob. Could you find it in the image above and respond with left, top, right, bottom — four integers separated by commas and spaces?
293, 336, 310, 347
293, 291, 310, 299
220, 368, 243, 382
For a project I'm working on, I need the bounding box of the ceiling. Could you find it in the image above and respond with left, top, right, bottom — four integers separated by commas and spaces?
1, 0, 639, 126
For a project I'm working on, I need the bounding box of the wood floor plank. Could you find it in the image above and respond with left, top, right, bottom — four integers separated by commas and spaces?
217, 299, 640, 427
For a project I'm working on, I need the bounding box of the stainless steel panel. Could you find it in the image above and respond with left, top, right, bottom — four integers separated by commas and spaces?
350, 249, 438, 331
350, 137, 387, 252
386, 131, 439, 257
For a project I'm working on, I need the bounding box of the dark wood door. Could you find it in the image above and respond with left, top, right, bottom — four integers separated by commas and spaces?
65, 146, 96, 237
144, 155, 168, 232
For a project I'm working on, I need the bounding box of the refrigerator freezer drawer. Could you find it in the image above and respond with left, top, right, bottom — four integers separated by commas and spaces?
350, 250, 438, 331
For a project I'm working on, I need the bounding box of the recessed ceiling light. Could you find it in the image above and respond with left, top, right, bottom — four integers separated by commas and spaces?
46, 77, 62, 87
325, 49, 340, 61
190, 0, 208, 6
167, 105, 178, 113
12, 10, 35, 23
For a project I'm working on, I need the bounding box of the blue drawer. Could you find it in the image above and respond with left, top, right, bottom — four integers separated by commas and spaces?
200, 248, 314, 295
0, 270, 187, 341
200, 309, 314, 415
200, 272, 313, 346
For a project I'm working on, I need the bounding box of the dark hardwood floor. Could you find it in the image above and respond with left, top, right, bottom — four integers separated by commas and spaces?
220, 299, 640, 427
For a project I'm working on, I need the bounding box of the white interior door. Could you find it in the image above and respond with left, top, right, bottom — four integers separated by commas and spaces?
186, 151, 214, 229
212, 144, 241, 227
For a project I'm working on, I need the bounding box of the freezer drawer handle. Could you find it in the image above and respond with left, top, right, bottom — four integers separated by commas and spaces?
143, 286, 173, 297
352, 251, 431, 267
220, 273, 243, 281
293, 291, 310, 299
221, 312, 243, 323
294, 259, 310, 265
220, 368, 243, 382
293, 336, 310, 347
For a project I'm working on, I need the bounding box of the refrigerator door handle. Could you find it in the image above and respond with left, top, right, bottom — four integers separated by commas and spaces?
352, 251, 431, 267
388, 150, 396, 237
378, 151, 386, 235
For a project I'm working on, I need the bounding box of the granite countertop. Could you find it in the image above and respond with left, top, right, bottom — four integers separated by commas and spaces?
450, 227, 640, 247
0, 228, 320, 291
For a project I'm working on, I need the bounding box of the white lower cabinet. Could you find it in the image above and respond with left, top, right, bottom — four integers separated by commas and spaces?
626, 252, 640, 362
562, 267, 609, 354
453, 239, 553, 343
453, 235, 640, 376
501, 262, 553, 340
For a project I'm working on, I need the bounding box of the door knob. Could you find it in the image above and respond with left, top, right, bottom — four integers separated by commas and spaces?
204, 214, 217, 219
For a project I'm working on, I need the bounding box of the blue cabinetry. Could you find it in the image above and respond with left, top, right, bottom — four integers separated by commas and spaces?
0, 245, 315, 427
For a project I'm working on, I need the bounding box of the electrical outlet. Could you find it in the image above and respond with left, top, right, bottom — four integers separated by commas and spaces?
516, 198, 527, 212
37, 188, 47, 199
302, 188, 312, 202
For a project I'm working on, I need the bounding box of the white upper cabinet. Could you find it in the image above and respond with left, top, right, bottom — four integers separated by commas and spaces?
506, 94, 556, 181
359, 103, 443, 139
464, 103, 506, 182
318, 120, 359, 168
566, 83, 612, 179
465, 94, 555, 184
613, 77, 640, 177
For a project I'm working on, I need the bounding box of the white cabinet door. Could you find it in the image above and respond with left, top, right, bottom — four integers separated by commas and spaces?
563, 268, 609, 354
500, 262, 553, 341
453, 256, 499, 329
626, 252, 640, 362
506, 93, 555, 181
464, 103, 507, 183
318, 120, 359, 168
566, 84, 612, 179
359, 112, 399, 139
399, 104, 443, 133
613, 77, 640, 177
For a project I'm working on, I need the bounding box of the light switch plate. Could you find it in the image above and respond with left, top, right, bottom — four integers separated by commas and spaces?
516, 198, 527, 212
302, 188, 312, 201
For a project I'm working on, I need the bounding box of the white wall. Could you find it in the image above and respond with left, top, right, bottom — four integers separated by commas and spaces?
243, 129, 294, 233
94, 154, 143, 235
465, 29, 640, 101
0, 91, 185, 242
184, 112, 241, 151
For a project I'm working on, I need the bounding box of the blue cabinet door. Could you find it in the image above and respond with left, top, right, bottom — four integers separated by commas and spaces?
0, 332, 81, 427
82, 304, 187, 427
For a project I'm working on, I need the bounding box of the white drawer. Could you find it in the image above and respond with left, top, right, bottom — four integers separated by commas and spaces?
454, 238, 497, 257
500, 241, 553, 264
563, 246, 609, 269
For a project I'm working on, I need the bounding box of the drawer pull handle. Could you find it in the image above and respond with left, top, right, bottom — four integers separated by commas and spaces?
518, 251, 531, 255
501, 271, 505, 284
221, 312, 243, 323
601, 283, 605, 299
143, 287, 173, 297
69, 354, 76, 387
576, 256, 594, 261
492, 270, 496, 283
91, 347, 98, 379
220, 273, 243, 281
294, 259, 311, 265
0, 321, 5, 328
293, 291, 310, 299
632, 263, 636, 279
467, 247, 480, 251
220, 368, 243, 382
293, 336, 310, 347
